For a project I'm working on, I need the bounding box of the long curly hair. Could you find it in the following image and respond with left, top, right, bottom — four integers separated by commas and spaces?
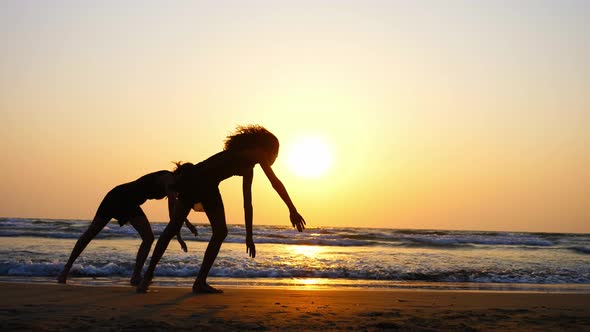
224, 125, 279, 155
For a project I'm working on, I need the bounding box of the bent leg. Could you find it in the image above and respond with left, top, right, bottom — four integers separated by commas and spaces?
193, 193, 227, 294
128, 215, 154, 286
58, 215, 110, 283
136, 201, 191, 292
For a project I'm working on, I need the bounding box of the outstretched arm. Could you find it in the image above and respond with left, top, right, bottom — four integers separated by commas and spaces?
243, 168, 255, 257
260, 162, 306, 232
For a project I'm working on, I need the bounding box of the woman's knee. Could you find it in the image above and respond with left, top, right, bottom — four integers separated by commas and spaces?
204, 195, 227, 241
211, 224, 228, 241
142, 231, 155, 245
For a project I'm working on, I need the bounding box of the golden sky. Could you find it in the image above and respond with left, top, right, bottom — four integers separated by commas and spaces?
1, 1, 589, 232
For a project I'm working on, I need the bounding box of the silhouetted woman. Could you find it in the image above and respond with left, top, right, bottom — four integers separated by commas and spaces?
137, 125, 306, 293
58, 167, 198, 285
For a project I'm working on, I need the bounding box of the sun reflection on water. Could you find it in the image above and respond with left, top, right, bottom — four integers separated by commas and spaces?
292, 245, 322, 258
290, 278, 330, 289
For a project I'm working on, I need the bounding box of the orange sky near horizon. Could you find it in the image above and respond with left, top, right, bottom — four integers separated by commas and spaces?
1, 1, 589, 233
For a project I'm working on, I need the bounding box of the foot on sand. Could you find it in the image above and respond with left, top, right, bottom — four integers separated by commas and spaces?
136, 277, 153, 293
193, 283, 223, 294
130, 274, 142, 287
57, 271, 67, 284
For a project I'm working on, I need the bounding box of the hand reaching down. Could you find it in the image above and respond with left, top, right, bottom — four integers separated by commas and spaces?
177, 236, 188, 252
246, 237, 256, 258
290, 211, 306, 232
184, 219, 198, 236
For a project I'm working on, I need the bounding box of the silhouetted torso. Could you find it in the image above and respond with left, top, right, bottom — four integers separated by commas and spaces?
176, 150, 256, 204
198, 150, 256, 182
96, 170, 170, 224
117, 170, 170, 205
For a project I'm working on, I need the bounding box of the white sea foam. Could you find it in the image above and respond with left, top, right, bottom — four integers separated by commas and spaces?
1, 218, 589, 286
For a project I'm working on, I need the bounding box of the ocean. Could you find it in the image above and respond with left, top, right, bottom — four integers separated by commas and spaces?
1, 217, 589, 292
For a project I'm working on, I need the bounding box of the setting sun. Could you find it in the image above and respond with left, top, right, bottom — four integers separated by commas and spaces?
286, 136, 333, 178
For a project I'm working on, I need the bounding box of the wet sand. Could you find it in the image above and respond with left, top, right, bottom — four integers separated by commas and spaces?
1, 282, 589, 331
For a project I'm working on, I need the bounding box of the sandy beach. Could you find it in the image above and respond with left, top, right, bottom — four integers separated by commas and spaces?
1, 282, 589, 331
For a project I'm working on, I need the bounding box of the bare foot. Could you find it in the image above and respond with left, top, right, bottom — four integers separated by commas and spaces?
136, 283, 148, 293
193, 283, 223, 294
57, 271, 67, 284
136, 276, 152, 293
130, 274, 142, 287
